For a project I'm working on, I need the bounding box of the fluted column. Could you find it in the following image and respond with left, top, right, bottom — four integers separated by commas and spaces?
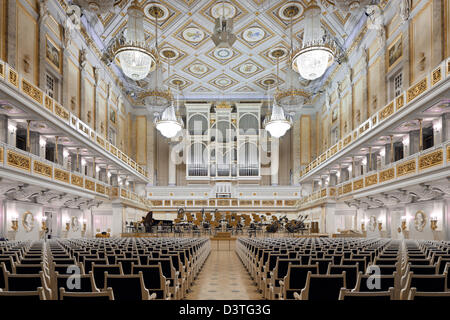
271, 137, 279, 186
168, 142, 176, 186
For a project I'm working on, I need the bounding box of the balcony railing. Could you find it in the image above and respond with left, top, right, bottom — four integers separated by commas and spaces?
297, 140, 449, 208
0, 59, 148, 181
299, 57, 450, 181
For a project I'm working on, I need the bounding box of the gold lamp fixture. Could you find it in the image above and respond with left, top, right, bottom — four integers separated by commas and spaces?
430, 214, 438, 231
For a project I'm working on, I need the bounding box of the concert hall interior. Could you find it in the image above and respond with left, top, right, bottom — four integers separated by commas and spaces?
0, 0, 450, 303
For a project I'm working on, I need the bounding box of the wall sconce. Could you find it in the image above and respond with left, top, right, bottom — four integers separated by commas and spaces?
430, 215, 438, 231
377, 218, 384, 231
81, 218, 87, 232
398, 216, 408, 233
11, 220, 18, 232
63, 217, 70, 231
361, 223, 365, 232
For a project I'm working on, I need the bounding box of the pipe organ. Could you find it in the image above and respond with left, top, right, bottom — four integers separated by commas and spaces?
186, 102, 262, 181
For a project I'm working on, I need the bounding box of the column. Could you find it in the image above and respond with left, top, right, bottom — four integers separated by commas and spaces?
271, 137, 279, 186
29, 131, 40, 156
367, 147, 372, 172
6, 0, 17, 68
361, 48, 369, 121
38, 2, 49, 90
111, 204, 124, 237
409, 129, 420, 155
389, 135, 394, 163
168, 142, 176, 186
8, 121, 17, 147
26, 120, 31, 152
61, 48, 71, 110
418, 119, 423, 151
39, 137, 46, 158
0, 115, 8, 143
63, 148, 70, 169
403, 135, 410, 157
79, 49, 88, 123
433, 117, 443, 146
54, 136, 59, 165
442, 113, 450, 142
351, 157, 356, 178
93, 68, 100, 132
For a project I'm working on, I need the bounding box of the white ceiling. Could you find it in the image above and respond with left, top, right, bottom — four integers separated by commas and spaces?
82, 0, 367, 103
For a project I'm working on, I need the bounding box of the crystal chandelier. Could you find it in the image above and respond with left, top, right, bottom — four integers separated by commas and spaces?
155, 85, 183, 138
292, 2, 336, 80
111, 1, 157, 81
211, 1, 237, 48
264, 102, 292, 138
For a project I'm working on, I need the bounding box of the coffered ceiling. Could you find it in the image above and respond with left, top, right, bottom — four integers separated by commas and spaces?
81, 0, 370, 104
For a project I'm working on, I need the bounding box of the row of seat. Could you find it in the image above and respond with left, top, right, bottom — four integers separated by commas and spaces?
0, 237, 211, 300
236, 237, 450, 300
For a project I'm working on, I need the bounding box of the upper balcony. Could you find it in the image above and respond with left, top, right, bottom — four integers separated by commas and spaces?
299, 58, 450, 183
0, 59, 148, 183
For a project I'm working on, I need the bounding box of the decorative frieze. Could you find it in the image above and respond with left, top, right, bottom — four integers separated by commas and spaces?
379, 168, 395, 183
365, 174, 378, 187
407, 78, 427, 103
343, 183, 353, 194
7, 150, 30, 171
71, 174, 83, 187
22, 79, 43, 104
396, 159, 416, 176
85, 179, 95, 191
54, 168, 70, 183
353, 179, 364, 191
432, 66, 442, 86
55, 104, 70, 121
8, 69, 19, 87
96, 183, 105, 194
380, 102, 394, 121
418, 149, 443, 170
33, 161, 52, 178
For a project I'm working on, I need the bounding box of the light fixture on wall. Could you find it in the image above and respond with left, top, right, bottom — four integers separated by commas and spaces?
11, 212, 19, 232
377, 217, 384, 231
111, 1, 157, 81
430, 214, 438, 231
291, 2, 336, 80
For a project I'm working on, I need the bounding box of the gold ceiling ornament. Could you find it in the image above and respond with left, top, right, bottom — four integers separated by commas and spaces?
216, 101, 232, 109
110, 0, 157, 81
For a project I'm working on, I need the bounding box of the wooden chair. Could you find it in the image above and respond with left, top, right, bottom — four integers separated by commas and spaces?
338, 287, 394, 301
59, 287, 114, 301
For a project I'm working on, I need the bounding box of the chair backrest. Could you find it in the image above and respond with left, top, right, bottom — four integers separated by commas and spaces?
14, 263, 44, 274
328, 264, 358, 290
83, 258, 106, 273
6, 272, 44, 291
305, 272, 346, 300
0, 258, 14, 272
0, 287, 45, 301
116, 258, 139, 274
408, 273, 447, 292
408, 287, 450, 301
59, 287, 113, 300
342, 258, 366, 273
286, 264, 319, 291
355, 271, 396, 292
104, 272, 145, 300
92, 264, 123, 290
55, 272, 96, 299
310, 258, 332, 274
131, 264, 166, 299
408, 264, 438, 275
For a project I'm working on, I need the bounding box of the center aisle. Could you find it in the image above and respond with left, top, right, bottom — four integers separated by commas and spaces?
185, 247, 263, 300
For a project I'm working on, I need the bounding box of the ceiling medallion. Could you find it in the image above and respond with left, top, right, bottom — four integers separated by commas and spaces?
110, 1, 157, 81
278, 3, 303, 20
211, 2, 236, 19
